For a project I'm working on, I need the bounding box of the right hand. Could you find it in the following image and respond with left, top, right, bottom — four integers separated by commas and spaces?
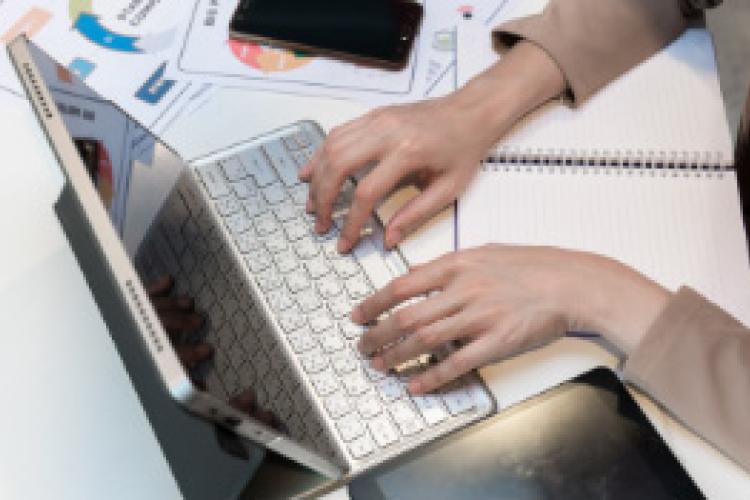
299, 95, 497, 253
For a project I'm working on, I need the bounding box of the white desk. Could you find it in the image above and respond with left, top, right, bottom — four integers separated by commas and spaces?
3, 82, 750, 498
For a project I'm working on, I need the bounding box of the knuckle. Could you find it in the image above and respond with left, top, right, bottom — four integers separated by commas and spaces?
353, 183, 376, 206
389, 276, 411, 301
392, 309, 415, 332
414, 328, 436, 349
446, 353, 470, 376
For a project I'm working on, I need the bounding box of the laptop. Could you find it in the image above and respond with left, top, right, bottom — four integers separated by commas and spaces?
9, 37, 495, 480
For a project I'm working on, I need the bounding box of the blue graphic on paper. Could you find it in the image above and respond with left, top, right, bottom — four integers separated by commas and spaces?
73, 13, 142, 53
68, 58, 96, 80
135, 62, 175, 104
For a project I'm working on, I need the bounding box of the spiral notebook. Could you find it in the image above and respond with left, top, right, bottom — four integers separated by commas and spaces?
456, 10, 750, 326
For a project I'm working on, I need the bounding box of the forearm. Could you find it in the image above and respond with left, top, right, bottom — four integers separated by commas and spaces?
444, 40, 566, 151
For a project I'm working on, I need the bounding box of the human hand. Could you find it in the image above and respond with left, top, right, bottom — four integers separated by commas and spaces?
353, 245, 671, 395
300, 41, 567, 253
229, 388, 283, 431
147, 275, 213, 371
300, 96, 495, 253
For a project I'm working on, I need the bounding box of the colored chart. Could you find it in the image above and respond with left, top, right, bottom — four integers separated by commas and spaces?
228, 39, 311, 74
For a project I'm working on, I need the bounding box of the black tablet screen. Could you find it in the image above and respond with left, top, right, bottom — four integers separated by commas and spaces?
350, 368, 704, 500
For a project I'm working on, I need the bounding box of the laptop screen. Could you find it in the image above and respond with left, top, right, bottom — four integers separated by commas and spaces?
25, 41, 184, 256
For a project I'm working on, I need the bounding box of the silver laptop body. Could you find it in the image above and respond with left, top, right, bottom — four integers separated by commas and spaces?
9, 36, 495, 482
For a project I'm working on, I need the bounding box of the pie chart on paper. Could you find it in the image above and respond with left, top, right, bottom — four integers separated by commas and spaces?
228, 39, 312, 73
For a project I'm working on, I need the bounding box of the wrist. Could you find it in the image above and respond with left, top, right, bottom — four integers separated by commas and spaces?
448, 40, 566, 148
561, 254, 672, 355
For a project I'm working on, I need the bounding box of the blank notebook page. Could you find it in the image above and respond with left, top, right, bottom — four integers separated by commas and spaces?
458, 167, 750, 327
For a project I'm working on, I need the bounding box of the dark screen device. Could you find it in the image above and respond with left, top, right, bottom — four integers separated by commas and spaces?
229, 0, 424, 69
349, 367, 705, 500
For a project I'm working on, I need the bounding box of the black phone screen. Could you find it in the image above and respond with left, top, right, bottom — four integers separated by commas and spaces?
350, 368, 704, 500
230, 0, 422, 65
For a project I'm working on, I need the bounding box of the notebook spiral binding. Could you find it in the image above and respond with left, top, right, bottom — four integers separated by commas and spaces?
483, 148, 733, 178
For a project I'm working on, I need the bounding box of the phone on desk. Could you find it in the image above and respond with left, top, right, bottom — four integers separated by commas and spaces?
229, 0, 424, 69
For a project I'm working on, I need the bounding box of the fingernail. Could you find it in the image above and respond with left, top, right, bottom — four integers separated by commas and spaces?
371, 356, 386, 372
385, 228, 401, 249
337, 237, 349, 253
351, 307, 363, 324
408, 379, 423, 394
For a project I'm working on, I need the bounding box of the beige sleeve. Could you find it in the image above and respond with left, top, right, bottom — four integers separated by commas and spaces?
623, 287, 750, 470
493, 0, 709, 103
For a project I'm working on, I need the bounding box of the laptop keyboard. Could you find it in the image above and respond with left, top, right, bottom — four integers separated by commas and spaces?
136, 124, 490, 465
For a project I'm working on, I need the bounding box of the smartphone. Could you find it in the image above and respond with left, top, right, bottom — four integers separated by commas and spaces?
229, 0, 424, 69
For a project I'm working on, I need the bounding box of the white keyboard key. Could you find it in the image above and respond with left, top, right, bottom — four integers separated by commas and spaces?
324, 392, 352, 419
289, 184, 309, 205
230, 178, 258, 199
274, 250, 299, 274
299, 348, 329, 374
262, 182, 287, 205
348, 434, 375, 459
378, 377, 406, 403
196, 163, 230, 199
223, 212, 252, 235
310, 368, 339, 396
412, 395, 449, 426
342, 369, 370, 396
254, 212, 280, 236
261, 232, 288, 253
233, 231, 261, 253
316, 277, 343, 299
336, 413, 365, 442
242, 197, 267, 217
296, 288, 322, 313
344, 274, 373, 301
293, 237, 320, 260
362, 359, 386, 381
238, 149, 276, 186
220, 157, 248, 181
244, 250, 273, 273
367, 415, 399, 447
328, 296, 353, 319
263, 140, 300, 187
286, 327, 317, 353
331, 349, 359, 375
278, 306, 306, 332
332, 257, 361, 279
389, 401, 423, 436
440, 386, 475, 416
292, 129, 313, 149
291, 149, 310, 167
339, 320, 364, 340
304, 256, 331, 279
283, 219, 309, 241
319, 329, 345, 353
285, 268, 310, 293
255, 268, 284, 291
309, 310, 335, 333
272, 201, 298, 222
357, 394, 383, 419
266, 289, 295, 311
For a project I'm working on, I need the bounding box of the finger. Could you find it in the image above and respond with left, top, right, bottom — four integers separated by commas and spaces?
300, 116, 374, 181
311, 132, 387, 234
160, 310, 205, 336
384, 177, 456, 249
151, 295, 195, 312
147, 275, 174, 297
352, 256, 455, 325
372, 302, 484, 371
175, 343, 214, 369
358, 289, 465, 356
337, 154, 417, 253
407, 334, 499, 395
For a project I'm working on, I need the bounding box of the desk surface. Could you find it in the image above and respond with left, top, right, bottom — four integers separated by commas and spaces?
2, 83, 749, 499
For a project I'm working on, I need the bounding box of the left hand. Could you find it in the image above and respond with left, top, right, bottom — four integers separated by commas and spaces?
353, 245, 670, 395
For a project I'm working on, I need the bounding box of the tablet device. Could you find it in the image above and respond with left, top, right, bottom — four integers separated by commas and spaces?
349, 367, 704, 500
